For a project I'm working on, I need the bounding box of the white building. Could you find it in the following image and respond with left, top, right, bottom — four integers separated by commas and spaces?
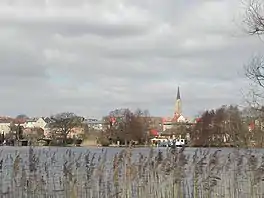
0, 117, 26, 135
0, 122, 11, 134
24, 117, 51, 130
24, 118, 38, 128
84, 118, 104, 131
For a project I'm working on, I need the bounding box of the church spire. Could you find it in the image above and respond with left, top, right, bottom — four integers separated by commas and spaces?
174, 86, 182, 116
177, 86, 181, 100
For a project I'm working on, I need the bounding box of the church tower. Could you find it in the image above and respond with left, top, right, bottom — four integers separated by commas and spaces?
174, 86, 182, 116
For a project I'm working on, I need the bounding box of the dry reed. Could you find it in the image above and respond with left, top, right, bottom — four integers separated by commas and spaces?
0, 146, 263, 198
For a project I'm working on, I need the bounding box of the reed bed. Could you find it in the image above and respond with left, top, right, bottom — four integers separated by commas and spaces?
0, 147, 263, 198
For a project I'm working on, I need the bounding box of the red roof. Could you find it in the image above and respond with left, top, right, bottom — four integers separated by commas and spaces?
162, 117, 167, 123
249, 122, 255, 130
150, 129, 159, 136
109, 117, 116, 123
196, 118, 202, 122
172, 113, 180, 121
0, 117, 26, 124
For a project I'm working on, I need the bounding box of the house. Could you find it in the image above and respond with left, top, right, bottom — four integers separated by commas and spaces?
23, 117, 52, 137
0, 117, 26, 135
68, 127, 84, 138
0, 121, 11, 134
24, 118, 38, 128
24, 117, 51, 130
83, 118, 105, 131
34, 117, 52, 129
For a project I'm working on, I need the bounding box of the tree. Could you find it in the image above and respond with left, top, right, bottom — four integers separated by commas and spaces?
25, 127, 44, 140
105, 108, 147, 145
134, 108, 151, 143
243, 0, 264, 109
82, 123, 90, 136
243, 0, 264, 35
192, 110, 215, 147
242, 0, 264, 147
17, 125, 23, 139
224, 105, 249, 147
191, 105, 249, 147
49, 112, 83, 144
8, 122, 17, 140
16, 114, 29, 120
8, 122, 23, 140
242, 106, 264, 147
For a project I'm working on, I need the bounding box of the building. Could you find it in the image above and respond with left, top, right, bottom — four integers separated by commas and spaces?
24, 118, 38, 128
83, 118, 105, 131
162, 86, 193, 132
0, 117, 26, 135
162, 86, 185, 131
24, 117, 52, 130
23, 117, 53, 137
0, 119, 12, 134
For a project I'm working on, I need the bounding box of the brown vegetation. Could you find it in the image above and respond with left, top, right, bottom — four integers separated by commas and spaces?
2, 147, 264, 198
101, 108, 150, 146
191, 105, 248, 147
24, 127, 44, 138
243, 0, 264, 110
49, 112, 84, 144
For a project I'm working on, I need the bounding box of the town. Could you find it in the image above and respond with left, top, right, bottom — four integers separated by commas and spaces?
0, 0, 264, 197
0, 87, 261, 148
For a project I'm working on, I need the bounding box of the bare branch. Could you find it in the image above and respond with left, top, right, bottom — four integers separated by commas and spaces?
243, 0, 264, 35
49, 112, 83, 143
105, 108, 149, 145
245, 55, 264, 88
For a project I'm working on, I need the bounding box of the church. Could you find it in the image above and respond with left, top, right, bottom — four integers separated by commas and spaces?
162, 86, 190, 131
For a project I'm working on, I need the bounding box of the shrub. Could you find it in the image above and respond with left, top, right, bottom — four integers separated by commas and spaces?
98, 136, 110, 146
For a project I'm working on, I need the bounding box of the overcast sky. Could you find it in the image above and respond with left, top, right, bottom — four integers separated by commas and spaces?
0, 0, 263, 119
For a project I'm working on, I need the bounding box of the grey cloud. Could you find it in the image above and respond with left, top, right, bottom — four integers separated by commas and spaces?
0, 48, 47, 79
0, 0, 259, 118
0, 19, 152, 38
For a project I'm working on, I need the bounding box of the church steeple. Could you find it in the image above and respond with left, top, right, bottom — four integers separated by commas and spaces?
177, 86, 181, 100
174, 86, 182, 116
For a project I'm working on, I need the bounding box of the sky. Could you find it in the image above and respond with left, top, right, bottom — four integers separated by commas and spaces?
0, 0, 263, 119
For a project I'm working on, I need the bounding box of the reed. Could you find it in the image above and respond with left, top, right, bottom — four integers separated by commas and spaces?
0, 147, 263, 198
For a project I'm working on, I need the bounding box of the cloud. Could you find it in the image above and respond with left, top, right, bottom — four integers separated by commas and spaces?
0, 0, 262, 118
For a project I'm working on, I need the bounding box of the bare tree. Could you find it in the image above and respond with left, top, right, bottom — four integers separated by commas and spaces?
16, 114, 29, 120
105, 108, 147, 145
8, 122, 23, 140
243, 105, 264, 147
191, 105, 249, 147
134, 108, 151, 143
243, 0, 264, 35
225, 105, 250, 147
25, 127, 45, 141
49, 112, 83, 144
192, 110, 215, 147
243, 0, 264, 110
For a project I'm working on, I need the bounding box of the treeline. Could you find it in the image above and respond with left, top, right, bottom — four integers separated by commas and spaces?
4, 110, 154, 146
6, 105, 264, 148
191, 105, 264, 147
99, 108, 151, 146
39, 106, 264, 148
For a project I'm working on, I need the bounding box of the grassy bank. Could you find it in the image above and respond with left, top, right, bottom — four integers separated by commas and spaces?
0, 147, 264, 197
